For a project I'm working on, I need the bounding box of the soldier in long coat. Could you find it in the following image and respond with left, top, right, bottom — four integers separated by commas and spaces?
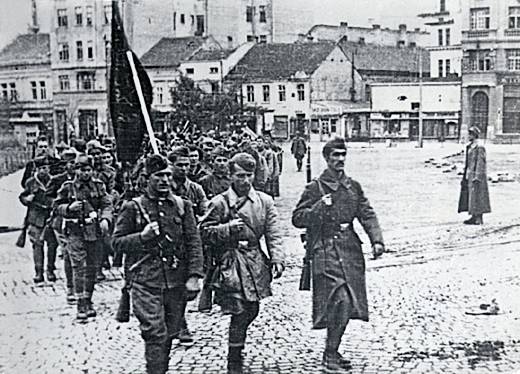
200, 153, 285, 374
458, 126, 491, 224
292, 137, 385, 372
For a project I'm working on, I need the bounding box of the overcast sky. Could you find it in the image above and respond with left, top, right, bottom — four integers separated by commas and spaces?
0, 0, 435, 49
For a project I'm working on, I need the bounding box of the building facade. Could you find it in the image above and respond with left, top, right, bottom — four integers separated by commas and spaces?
50, 0, 115, 142
0, 33, 53, 146
461, 0, 520, 142
419, 0, 463, 78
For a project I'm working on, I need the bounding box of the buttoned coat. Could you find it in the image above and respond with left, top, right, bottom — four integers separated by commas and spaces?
459, 143, 491, 215
292, 169, 383, 328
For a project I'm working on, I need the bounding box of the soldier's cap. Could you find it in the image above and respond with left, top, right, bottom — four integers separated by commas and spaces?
34, 156, 50, 168
468, 126, 481, 137
322, 137, 347, 158
75, 154, 94, 169
86, 139, 105, 153
230, 152, 256, 173
167, 146, 190, 163
212, 145, 230, 159
61, 148, 77, 161
145, 154, 169, 176
55, 141, 69, 150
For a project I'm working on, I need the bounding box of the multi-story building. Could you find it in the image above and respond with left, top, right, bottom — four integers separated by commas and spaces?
308, 22, 429, 48
461, 0, 520, 142
50, 0, 116, 142
0, 33, 53, 146
419, 0, 463, 78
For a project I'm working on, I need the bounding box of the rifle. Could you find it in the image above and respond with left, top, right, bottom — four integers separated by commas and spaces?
15, 214, 28, 248
299, 145, 312, 291
116, 253, 153, 323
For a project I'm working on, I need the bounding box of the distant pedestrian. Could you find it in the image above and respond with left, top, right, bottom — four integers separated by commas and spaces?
291, 132, 307, 172
458, 126, 491, 225
112, 154, 203, 374
200, 153, 285, 374
292, 137, 385, 372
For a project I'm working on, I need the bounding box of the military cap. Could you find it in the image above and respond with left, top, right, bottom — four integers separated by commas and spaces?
167, 146, 190, 163
61, 148, 77, 161
468, 126, 481, 137
33, 156, 50, 168
75, 154, 94, 168
86, 139, 104, 152
230, 152, 256, 173
145, 154, 169, 175
211, 145, 230, 159
322, 137, 347, 158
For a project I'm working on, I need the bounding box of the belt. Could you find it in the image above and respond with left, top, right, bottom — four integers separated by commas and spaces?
63, 217, 97, 225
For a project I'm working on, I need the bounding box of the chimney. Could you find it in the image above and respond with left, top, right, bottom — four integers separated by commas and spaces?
28, 0, 39, 34
372, 24, 381, 30
399, 24, 407, 32
340, 21, 349, 28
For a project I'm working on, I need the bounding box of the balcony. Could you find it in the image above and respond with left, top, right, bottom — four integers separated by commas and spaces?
505, 29, 520, 38
462, 29, 497, 40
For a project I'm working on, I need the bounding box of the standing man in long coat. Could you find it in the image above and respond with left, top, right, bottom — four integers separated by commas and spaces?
458, 126, 491, 225
200, 153, 285, 374
290, 131, 307, 172
292, 137, 385, 372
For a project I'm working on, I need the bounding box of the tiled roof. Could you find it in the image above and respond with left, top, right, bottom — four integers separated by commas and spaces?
188, 49, 233, 62
141, 37, 210, 67
0, 33, 50, 67
227, 41, 336, 82
339, 39, 430, 74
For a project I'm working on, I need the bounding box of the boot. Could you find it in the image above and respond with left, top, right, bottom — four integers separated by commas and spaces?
46, 269, 57, 282
66, 289, 76, 305
76, 298, 88, 321
322, 351, 347, 373
178, 328, 194, 345
86, 299, 97, 318
227, 347, 243, 374
33, 269, 44, 284
322, 351, 352, 370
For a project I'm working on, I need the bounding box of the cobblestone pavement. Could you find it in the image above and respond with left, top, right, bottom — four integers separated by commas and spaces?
1, 142, 520, 374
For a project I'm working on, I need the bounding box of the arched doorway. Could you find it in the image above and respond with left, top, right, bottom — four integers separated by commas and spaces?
471, 91, 489, 138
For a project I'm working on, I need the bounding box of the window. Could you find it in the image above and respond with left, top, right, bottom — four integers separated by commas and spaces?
438, 29, 443, 46
105, 39, 110, 61
246, 85, 255, 102
59, 43, 69, 61
209, 67, 219, 74
30, 81, 37, 99
259, 5, 266, 22
77, 72, 95, 91
470, 8, 490, 30
9, 83, 17, 101
509, 7, 520, 29
186, 68, 194, 75
1, 83, 7, 100
445, 59, 451, 75
466, 50, 493, 71
104, 5, 111, 25
259, 35, 267, 43
75, 6, 83, 25
76, 41, 83, 60
39, 81, 46, 100
440, 0, 446, 12
247, 35, 255, 42
262, 85, 270, 102
59, 75, 70, 91
211, 82, 219, 93
196, 15, 205, 35
297, 84, 305, 101
228, 36, 233, 43
246, 6, 254, 22
173, 12, 176, 30
156, 86, 164, 104
86, 6, 93, 26
87, 41, 94, 60
445, 28, 451, 46
278, 85, 286, 101
507, 49, 520, 71
397, 40, 405, 48
438, 59, 444, 77
180, 14, 185, 24
57, 9, 68, 27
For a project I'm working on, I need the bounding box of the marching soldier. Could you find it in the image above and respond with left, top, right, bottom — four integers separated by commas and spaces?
200, 152, 285, 374
112, 154, 203, 374
292, 137, 385, 372
199, 145, 232, 200
54, 155, 113, 320
19, 156, 55, 283
187, 145, 210, 183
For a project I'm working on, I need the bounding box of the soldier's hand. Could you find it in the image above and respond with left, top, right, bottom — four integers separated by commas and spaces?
68, 201, 84, 213
141, 222, 160, 242
229, 218, 245, 232
99, 219, 110, 236
271, 263, 284, 279
185, 277, 202, 301
24, 194, 35, 203
372, 243, 385, 260
321, 194, 332, 206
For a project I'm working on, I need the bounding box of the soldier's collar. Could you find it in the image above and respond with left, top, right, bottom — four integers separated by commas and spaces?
227, 186, 257, 207
319, 169, 351, 191
145, 188, 175, 202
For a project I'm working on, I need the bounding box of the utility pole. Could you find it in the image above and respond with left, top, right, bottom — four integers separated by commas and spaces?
418, 50, 424, 148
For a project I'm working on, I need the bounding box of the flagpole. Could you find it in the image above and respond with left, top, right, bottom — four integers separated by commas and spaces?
126, 51, 159, 155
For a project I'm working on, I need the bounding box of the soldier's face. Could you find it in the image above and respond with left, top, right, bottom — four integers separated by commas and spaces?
189, 151, 200, 167
36, 141, 49, 156
102, 152, 113, 166
214, 156, 229, 174
89, 149, 102, 165
171, 157, 190, 179
326, 149, 347, 172
231, 164, 254, 196
149, 170, 172, 194
77, 165, 93, 181
36, 165, 50, 178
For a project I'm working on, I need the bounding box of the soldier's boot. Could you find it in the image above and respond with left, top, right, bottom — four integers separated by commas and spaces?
86, 299, 97, 318
76, 298, 88, 321
66, 288, 76, 305
227, 346, 243, 374
46, 269, 57, 282
33, 244, 45, 283
33, 268, 44, 284
322, 351, 352, 371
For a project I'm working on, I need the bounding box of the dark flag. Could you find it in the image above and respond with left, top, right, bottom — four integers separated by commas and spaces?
109, 1, 153, 163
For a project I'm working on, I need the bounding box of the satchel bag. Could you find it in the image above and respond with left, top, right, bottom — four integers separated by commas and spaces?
211, 248, 242, 293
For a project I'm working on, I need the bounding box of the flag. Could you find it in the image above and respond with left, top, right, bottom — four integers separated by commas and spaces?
109, 1, 153, 163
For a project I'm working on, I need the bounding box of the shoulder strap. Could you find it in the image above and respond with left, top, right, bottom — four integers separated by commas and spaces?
132, 197, 152, 224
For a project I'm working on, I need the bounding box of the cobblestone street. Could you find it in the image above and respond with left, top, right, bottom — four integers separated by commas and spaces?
1, 142, 520, 373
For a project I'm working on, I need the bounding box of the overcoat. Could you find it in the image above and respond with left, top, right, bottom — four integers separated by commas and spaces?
200, 187, 284, 314
292, 169, 383, 328
458, 143, 491, 215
